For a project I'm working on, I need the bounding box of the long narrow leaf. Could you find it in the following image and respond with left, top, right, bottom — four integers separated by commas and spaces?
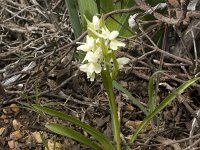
130, 77, 200, 142
46, 123, 102, 150
77, 0, 98, 28
113, 80, 148, 115
65, 0, 82, 38
148, 71, 166, 113
148, 75, 155, 113
33, 105, 114, 150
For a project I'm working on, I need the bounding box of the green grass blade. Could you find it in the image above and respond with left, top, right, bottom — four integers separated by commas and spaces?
77, 0, 98, 28
148, 71, 166, 113
33, 105, 114, 150
130, 77, 200, 142
113, 80, 148, 115
46, 123, 102, 150
148, 75, 155, 113
65, 0, 82, 38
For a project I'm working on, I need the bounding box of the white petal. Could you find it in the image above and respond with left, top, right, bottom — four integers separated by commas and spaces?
86, 36, 95, 47
87, 63, 96, 74
77, 36, 95, 52
109, 40, 125, 50
108, 31, 119, 40
89, 73, 95, 81
92, 16, 100, 30
116, 41, 126, 47
93, 63, 101, 73
83, 51, 98, 63
101, 27, 110, 39
109, 40, 118, 50
94, 47, 103, 60
117, 57, 130, 69
79, 64, 89, 72
77, 44, 90, 52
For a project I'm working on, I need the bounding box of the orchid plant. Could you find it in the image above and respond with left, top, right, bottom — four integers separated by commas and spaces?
32, 15, 200, 150
77, 15, 129, 150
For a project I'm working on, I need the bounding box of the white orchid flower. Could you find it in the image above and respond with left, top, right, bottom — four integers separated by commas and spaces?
101, 27, 125, 50
101, 27, 118, 40
77, 36, 95, 52
78, 15, 129, 81
117, 57, 130, 69
80, 62, 101, 81
110, 40, 126, 50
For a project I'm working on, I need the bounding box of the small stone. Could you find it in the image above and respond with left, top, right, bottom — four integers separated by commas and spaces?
0, 114, 8, 119
10, 130, 22, 140
45, 139, 62, 150
10, 104, 20, 113
32, 132, 42, 144
12, 119, 22, 130
25, 134, 36, 147
4, 119, 10, 124
8, 140, 15, 149
125, 120, 142, 129
125, 104, 135, 112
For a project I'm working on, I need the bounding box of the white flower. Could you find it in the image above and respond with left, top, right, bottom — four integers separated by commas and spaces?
92, 16, 100, 30
101, 27, 125, 50
77, 36, 94, 52
78, 15, 128, 81
101, 27, 118, 40
83, 47, 102, 63
110, 40, 126, 50
117, 57, 130, 69
128, 14, 138, 28
87, 16, 101, 32
80, 62, 101, 81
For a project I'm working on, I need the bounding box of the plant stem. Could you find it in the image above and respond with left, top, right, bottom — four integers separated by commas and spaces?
102, 71, 121, 150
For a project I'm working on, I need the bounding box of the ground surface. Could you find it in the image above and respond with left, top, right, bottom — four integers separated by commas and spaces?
1, 0, 200, 150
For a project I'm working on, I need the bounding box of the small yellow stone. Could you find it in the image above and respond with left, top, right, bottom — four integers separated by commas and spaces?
45, 139, 62, 150
12, 119, 23, 130
8, 140, 15, 149
32, 132, 42, 144
4, 119, 10, 124
10, 130, 22, 140
0, 114, 8, 119
10, 104, 20, 113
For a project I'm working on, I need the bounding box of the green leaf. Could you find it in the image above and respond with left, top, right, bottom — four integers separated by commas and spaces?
148, 75, 155, 113
99, 0, 117, 30
112, 80, 148, 115
46, 123, 102, 150
33, 105, 114, 150
116, 0, 135, 37
148, 71, 166, 113
77, 0, 98, 28
64, 0, 82, 38
130, 77, 200, 142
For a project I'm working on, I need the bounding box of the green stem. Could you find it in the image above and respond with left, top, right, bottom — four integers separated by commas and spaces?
101, 71, 121, 150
